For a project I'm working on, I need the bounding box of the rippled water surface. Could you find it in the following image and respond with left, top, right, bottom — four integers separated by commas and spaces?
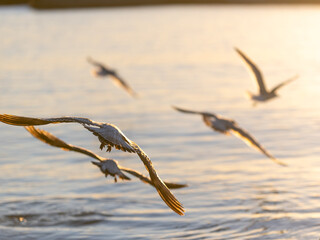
0, 5, 320, 239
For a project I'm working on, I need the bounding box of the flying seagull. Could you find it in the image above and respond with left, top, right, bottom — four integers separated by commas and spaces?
235, 47, 298, 105
87, 57, 138, 98
172, 106, 287, 166
0, 114, 184, 215
25, 126, 187, 189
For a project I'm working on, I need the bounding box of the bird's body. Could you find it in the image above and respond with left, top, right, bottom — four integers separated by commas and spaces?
91, 160, 130, 182
91, 65, 116, 77
202, 114, 235, 134
173, 106, 286, 166
246, 92, 274, 102
0, 114, 184, 215
235, 47, 297, 105
87, 57, 138, 98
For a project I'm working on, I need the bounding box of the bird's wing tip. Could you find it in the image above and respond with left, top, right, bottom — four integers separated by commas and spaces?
234, 47, 242, 53
271, 157, 288, 167
120, 173, 131, 181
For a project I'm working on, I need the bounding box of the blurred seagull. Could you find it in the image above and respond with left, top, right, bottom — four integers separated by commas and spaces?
87, 57, 138, 98
25, 126, 187, 189
0, 114, 184, 215
235, 47, 298, 105
173, 106, 287, 166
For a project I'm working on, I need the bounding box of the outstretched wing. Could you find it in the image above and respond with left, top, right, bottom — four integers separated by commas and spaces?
26, 126, 186, 190
172, 106, 204, 115
87, 57, 138, 98
230, 124, 287, 166
235, 47, 267, 95
270, 75, 298, 94
0, 114, 100, 126
120, 167, 187, 189
1, 114, 184, 215
110, 74, 139, 99
25, 126, 103, 162
87, 56, 106, 69
131, 142, 185, 215
25, 126, 131, 181
0, 114, 135, 154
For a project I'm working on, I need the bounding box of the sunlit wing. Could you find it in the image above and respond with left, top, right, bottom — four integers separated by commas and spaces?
270, 74, 298, 94
25, 126, 103, 161
230, 124, 287, 166
120, 167, 188, 189
30, 126, 185, 214
131, 142, 185, 215
1, 114, 185, 215
110, 74, 139, 98
235, 47, 268, 95
0, 114, 135, 153
172, 106, 204, 115
25, 126, 131, 180
0, 114, 99, 126
26, 126, 186, 189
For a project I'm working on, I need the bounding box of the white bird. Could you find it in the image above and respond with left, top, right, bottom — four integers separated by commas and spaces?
0, 114, 184, 215
235, 47, 298, 106
87, 57, 139, 98
173, 106, 287, 166
25, 126, 187, 189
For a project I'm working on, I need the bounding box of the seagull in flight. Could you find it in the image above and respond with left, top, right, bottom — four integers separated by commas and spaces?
234, 47, 298, 105
173, 106, 287, 166
87, 57, 139, 98
0, 114, 184, 215
25, 126, 187, 189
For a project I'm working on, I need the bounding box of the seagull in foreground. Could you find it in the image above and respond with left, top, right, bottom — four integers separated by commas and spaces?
234, 47, 298, 105
25, 126, 187, 189
0, 114, 184, 215
172, 106, 287, 166
87, 57, 139, 98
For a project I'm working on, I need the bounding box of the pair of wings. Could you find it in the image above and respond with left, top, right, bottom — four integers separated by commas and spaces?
173, 106, 287, 166
0, 114, 184, 216
235, 47, 298, 95
87, 57, 139, 98
25, 126, 187, 189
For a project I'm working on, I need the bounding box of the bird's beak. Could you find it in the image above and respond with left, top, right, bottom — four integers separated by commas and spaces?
91, 161, 101, 167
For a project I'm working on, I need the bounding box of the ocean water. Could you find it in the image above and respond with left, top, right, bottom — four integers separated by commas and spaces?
0, 4, 320, 239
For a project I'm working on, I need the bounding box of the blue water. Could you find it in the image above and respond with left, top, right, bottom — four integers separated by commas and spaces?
0, 5, 320, 239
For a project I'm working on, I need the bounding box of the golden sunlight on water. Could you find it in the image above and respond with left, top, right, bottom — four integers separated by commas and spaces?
0, 4, 320, 240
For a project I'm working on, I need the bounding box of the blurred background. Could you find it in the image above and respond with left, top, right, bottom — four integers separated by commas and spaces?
4, 0, 320, 8
0, 1, 320, 239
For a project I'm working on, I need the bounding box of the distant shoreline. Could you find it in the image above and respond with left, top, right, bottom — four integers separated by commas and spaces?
1, 0, 320, 9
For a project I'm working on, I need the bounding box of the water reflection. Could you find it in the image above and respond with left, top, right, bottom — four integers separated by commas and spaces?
0, 4, 320, 240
